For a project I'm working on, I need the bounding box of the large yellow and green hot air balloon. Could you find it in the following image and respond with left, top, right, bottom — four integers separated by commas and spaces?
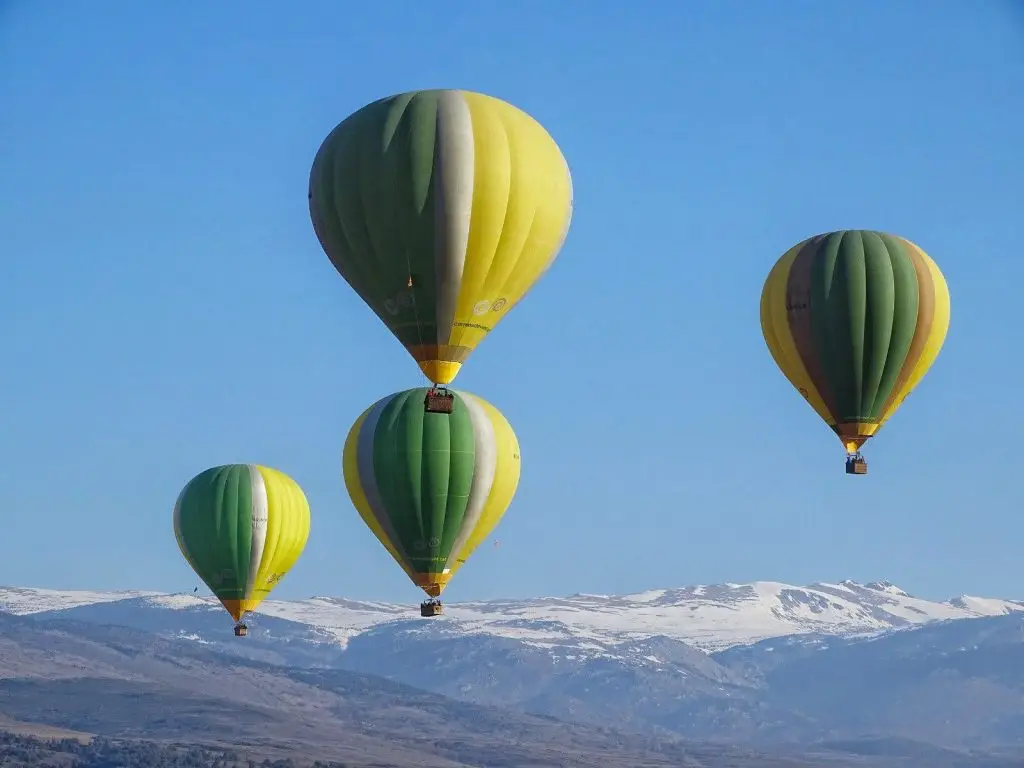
342, 388, 520, 616
309, 89, 574, 388
173, 464, 311, 635
760, 230, 950, 475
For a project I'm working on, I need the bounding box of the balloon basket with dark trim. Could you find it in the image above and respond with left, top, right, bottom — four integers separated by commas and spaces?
234, 623, 249, 637
420, 600, 444, 617
424, 388, 455, 414
845, 456, 868, 475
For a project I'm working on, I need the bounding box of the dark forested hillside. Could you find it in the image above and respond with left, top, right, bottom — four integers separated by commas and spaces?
0, 731, 350, 767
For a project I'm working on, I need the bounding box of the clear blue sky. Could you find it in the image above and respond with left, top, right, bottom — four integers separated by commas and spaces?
2, 2, 1021, 604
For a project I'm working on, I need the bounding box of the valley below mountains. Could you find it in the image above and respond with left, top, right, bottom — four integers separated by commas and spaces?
3, 579, 1024, 766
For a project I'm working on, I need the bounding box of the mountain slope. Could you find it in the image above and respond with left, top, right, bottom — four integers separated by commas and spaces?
337, 611, 1024, 750
718, 612, 1024, 748
0, 611, 917, 768
0, 611, 691, 767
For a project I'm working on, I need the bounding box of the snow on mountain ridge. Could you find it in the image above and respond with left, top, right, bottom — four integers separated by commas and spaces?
4, 579, 1022, 651
0, 586, 161, 615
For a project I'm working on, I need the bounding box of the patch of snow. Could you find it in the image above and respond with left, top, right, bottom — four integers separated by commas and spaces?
625, 589, 667, 603
175, 632, 211, 645
946, 595, 1024, 615
143, 593, 219, 611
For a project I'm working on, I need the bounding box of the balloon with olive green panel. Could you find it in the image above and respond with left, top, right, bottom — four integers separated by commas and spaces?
309, 89, 574, 386
173, 464, 311, 624
760, 230, 950, 464
343, 388, 521, 598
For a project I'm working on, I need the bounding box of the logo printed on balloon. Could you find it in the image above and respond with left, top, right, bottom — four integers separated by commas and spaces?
384, 290, 416, 316
472, 298, 508, 316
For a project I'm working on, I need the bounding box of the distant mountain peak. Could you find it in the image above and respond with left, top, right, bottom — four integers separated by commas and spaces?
864, 580, 911, 596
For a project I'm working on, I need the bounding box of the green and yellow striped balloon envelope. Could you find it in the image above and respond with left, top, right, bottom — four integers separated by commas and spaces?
173, 464, 311, 623
309, 89, 574, 387
760, 230, 950, 461
343, 388, 521, 598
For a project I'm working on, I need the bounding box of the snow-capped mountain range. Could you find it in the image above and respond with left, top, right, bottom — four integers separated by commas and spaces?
2, 578, 1021, 652
6, 578, 1024, 749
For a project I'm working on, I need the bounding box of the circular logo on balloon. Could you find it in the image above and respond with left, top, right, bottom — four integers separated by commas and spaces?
491, 298, 507, 312
384, 298, 399, 316
398, 291, 415, 308
413, 539, 426, 551
472, 300, 491, 316
428, 536, 440, 548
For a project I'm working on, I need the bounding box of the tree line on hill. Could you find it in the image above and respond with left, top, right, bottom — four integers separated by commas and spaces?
0, 731, 350, 768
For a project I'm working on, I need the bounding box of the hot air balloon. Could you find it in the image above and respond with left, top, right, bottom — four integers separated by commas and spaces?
308, 89, 574, 410
342, 387, 520, 616
760, 230, 950, 475
173, 464, 311, 636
